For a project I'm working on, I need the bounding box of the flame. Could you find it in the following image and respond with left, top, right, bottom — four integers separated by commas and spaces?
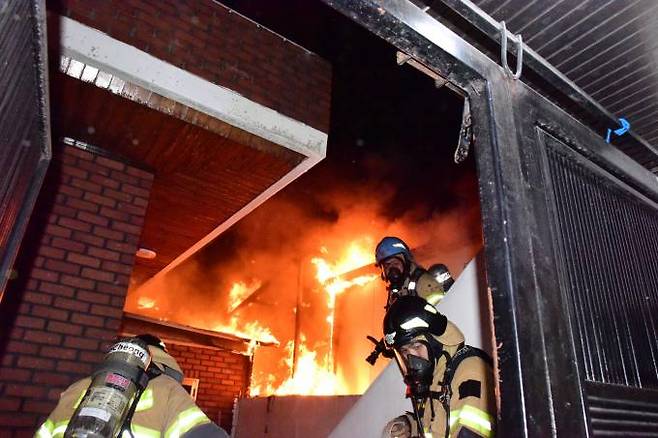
214, 316, 279, 345
250, 238, 377, 396
137, 296, 157, 310
227, 280, 262, 312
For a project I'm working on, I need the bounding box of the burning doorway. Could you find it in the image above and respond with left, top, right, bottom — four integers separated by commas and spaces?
123, 0, 483, 399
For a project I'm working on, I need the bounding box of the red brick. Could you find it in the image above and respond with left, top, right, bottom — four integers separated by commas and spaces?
31, 305, 69, 321
30, 268, 59, 283
83, 192, 117, 208
90, 303, 122, 318
51, 236, 85, 253
37, 245, 66, 260
77, 210, 110, 227
120, 253, 135, 265
99, 206, 131, 222
47, 320, 83, 336
16, 356, 55, 370
90, 174, 120, 189
40, 346, 78, 360
33, 372, 74, 386
79, 351, 103, 364
111, 221, 142, 235
22, 400, 57, 414
64, 336, 99, 351
61, 163, 89, 179
125, 166, 153, 180
84, 327, 114, 340
121, 183, 150, 198
78, 158, 110, 176
81, 267, 115, 283
110, 296, 126, 307
110, 169, 139, 185
70, 177, 102, 193
96, 155, 126, 171
23, 291, 54, 305
67, 147, 94, 161
0, 413, 37, 427
67, 252, 101, 268
44, 259, 80, 275
93, 226, 123, 241
97, 282, 126, 296
60, 275, 95, 290
103, 187, 133, 203
116, 202, 145, 216
23, 329, 62, 345
101, 260, 133, 275
77, 289, 110, 304
58, 216, 93, 233
54, 296, 90, 313
3, 336, 39, 359
0, 398, 21, 411
134, 196, 148, 208
72, 231, 105, 248
88, 246, 120, 261
0, 367, 32, 382
14, 315, 46, 330
39, 281, 74, 297
71, 313, 105, 328
51, 204, 77, 218
105, 318, 121, 330
66, 196, 99, 213
59, 184, 84, 199
105, 240, 135, 254
56, 360, 92, 375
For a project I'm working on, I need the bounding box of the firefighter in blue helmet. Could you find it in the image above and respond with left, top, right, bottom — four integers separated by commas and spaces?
375, 236, 452, 308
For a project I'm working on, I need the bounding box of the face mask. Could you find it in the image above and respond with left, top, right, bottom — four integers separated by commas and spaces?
404, 354, 434, 399
386, 267, 404, 291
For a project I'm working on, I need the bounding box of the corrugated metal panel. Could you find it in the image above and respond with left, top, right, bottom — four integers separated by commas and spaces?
545, 135, 658, 388
471, 0, 658, 173
587, 382, 658, 436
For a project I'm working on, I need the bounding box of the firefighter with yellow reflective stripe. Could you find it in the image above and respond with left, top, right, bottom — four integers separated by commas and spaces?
35, 334, 228, 438
382, 296, 495, 438
375, 237, 450, 309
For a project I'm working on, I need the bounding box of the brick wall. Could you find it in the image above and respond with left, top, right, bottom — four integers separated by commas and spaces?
49, 0, 332, 133
0, 144, 153, 435
167, 343, 251, 431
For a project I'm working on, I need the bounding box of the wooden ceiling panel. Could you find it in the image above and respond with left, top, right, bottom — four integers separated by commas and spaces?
50, 73, 304, 287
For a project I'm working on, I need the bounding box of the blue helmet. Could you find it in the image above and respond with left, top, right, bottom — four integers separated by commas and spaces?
375, 236, 412, 266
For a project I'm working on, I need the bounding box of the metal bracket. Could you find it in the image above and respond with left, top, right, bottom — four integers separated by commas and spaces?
500, 21, 523, 79
454, 97, 473, 163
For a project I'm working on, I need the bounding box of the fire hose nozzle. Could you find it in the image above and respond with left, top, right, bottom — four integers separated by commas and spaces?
365, 336, 393, 366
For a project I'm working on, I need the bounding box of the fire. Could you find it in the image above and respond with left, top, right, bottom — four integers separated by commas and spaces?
137, 296, 157, 310
250, 238, 378, 396
227, 280, 262, 312
214, 316, 279, 345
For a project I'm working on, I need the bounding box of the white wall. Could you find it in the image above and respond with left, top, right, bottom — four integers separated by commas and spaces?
330, 252, 492, 438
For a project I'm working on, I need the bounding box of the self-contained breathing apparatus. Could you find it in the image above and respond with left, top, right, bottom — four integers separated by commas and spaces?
65, 338, 152, 438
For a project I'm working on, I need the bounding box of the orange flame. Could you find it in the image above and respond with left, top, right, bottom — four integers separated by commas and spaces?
137, 296, 157, 310
250, 238, 377, 396
214, 316, 279, 345
227, 280, 262, 312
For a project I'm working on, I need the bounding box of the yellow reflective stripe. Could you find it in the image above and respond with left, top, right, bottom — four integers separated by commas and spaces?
35, 420, 55, 438
73, 390, 85, 409
135, 388, 154, 412
424, 433, 433, 438
449, 405, 493, 437
51, 420, 70, 438
123, 424, 161, 438
426, 292, 444, 305
165, 406, 210, 438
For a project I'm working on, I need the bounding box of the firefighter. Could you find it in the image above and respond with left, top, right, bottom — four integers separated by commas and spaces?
375, 236, 446, 307
36, 334, 228, 438
382, 296, 495, 438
